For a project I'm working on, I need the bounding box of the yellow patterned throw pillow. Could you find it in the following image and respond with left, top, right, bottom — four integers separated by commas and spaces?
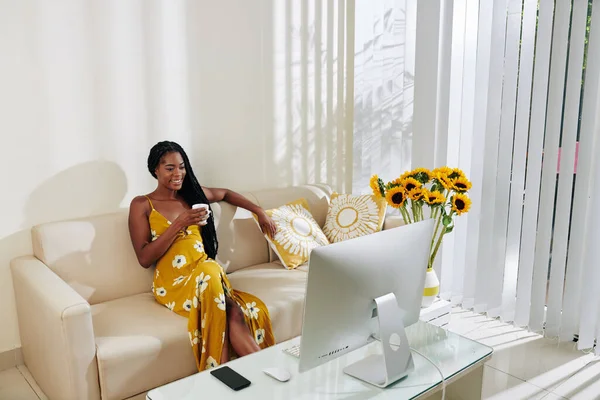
323, 192, 387, 243
255, 198, 329, 270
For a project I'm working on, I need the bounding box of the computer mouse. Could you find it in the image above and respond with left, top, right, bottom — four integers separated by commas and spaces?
262, 367, 291, 382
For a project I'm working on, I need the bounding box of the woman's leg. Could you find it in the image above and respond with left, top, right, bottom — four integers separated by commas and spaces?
220, 323, 230, 364
225, 297, 260, 356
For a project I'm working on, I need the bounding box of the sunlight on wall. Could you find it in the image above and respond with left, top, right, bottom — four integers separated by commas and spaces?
271, 0, 352, 192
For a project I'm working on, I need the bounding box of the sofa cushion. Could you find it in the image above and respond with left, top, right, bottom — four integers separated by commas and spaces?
323, 192, 387, 243
254, 198, 329, 270
296, 263, 309, 273
91, 263, 307, 399
32, 210, 154, 305
249, 184, 333, 263
228, 262, 308, 343
270, 259, 309, 272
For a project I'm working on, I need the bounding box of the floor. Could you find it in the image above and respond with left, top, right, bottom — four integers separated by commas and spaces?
0, 364, 47, 400
1, 307, 599, 400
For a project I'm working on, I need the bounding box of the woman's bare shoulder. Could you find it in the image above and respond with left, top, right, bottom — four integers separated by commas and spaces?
130, 195, 152, 214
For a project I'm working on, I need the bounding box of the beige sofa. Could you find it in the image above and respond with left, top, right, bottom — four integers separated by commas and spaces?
11, 184, 403, 400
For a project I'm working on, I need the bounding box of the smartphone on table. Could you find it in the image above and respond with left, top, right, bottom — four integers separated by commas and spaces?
210, 366, 251, 391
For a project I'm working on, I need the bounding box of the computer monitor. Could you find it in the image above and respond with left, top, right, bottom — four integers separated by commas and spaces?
298, 218, 435, 388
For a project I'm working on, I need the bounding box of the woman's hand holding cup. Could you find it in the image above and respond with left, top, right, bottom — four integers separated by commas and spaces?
174, 207, 206, 230
192, 204, 211, 226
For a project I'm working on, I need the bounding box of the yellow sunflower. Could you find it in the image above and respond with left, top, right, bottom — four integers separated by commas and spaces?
424, 190, 446, 206
411, 168, 433, 183
452, 176, 472, 192
385, 186, 407, 208
435, 172, 453, 191
451, 193, 471, 215
369, 175, 383, 198
408, 187, 425, 201
449, 168, 466, 180
432, 166, 453, 177
396, 171, 412, 183
400, 177, 422, 192
388, 178, 403, 187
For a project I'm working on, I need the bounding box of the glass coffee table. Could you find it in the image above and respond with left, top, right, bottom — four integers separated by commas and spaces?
147, 321, 492, 399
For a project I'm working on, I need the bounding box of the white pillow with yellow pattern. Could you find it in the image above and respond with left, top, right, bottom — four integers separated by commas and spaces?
323, 192, 387, 243
254, 198, 330, 270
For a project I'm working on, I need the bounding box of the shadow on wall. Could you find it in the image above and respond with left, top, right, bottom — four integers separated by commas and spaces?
22, 160, 128, 229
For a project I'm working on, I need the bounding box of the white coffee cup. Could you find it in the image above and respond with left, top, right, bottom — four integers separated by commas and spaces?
192, 204, 211, 225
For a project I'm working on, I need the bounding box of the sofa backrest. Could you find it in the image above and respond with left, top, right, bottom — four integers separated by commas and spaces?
31, 210, 154, 305
30, 184, 333, 304
210, 191, 270, 273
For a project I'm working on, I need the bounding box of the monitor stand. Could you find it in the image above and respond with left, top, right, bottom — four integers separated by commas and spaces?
342, 292, 414, 388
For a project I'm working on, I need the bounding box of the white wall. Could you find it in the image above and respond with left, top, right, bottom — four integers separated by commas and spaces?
0, 0, 351, 353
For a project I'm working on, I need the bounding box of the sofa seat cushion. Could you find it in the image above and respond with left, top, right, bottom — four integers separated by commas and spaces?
91, 293, 196, 400
271, 259, 309, 272
228, 262, 308, 343
296, 262, 309, 272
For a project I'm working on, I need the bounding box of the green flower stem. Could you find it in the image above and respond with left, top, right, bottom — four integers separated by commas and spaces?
411, 200, 417, 222
405, 206, 412, 224
431, 207, 438, 220
399, 207, 407, 224
399, 206, 411, 224
429, 210, 455, 268
430, 209, 443, 251
429, 226, 445, 269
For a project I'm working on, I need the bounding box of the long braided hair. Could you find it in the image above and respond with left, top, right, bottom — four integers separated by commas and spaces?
147, 141, 219, 259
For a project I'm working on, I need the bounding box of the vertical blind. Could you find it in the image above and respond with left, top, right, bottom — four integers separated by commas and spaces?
412, 0, 600, 352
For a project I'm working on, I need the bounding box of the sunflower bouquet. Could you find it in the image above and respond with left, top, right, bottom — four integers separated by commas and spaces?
370, 167, 472, 270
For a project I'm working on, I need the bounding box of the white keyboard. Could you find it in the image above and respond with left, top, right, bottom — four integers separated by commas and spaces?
283, 344, 301, 358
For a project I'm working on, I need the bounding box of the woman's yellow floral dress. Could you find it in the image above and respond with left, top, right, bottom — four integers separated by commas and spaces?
146, 197, 275, 371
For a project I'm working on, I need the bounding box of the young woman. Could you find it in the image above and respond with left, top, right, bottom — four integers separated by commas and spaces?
128, 140, 276, 371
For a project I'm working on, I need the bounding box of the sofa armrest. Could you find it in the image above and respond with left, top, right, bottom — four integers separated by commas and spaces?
11, 256, 100, 400
383, 215, 406, 230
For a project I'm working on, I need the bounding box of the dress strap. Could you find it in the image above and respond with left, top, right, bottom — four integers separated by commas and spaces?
144, 195, 155, 210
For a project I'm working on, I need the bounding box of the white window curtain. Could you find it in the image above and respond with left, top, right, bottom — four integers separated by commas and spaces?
352, 0, 416, 194
414, 0, 600, 353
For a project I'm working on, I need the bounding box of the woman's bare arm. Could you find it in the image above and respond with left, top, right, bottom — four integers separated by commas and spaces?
202, 186, 265, 215
202, 186, 277, 237
128, 196, 197, 268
